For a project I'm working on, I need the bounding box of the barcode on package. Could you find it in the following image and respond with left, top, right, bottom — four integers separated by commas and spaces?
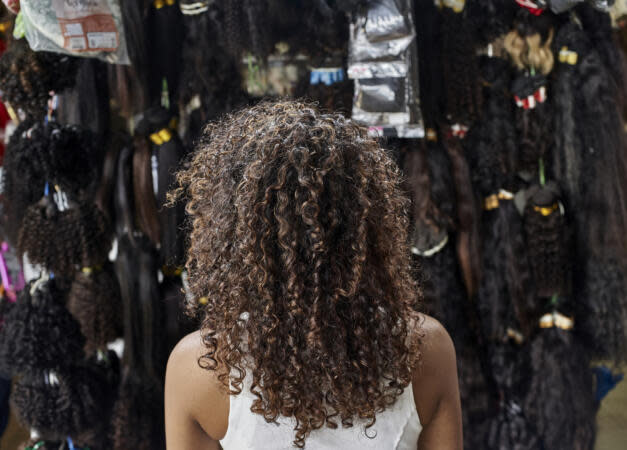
68, 36, 87, 50
87, 32, 117, 50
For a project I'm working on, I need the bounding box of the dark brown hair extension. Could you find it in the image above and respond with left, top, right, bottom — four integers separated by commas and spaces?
441, 130, 480, 298
440, 6, 482, 125
19, 199, 111, 276
94, 131, 129, 220
554, 20, 627, 362
523, 183, 570, 299
67, 265, 123, 354
402, 140, 452, 255
171, 101, 421, 448
132, 136, 160, 246
576, 3, 627, 113
109, 0, 150, 118
111, 367, 164, 450
0, 39, 79, 117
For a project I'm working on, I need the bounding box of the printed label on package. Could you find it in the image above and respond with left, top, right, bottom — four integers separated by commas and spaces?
53, 0, 119, 52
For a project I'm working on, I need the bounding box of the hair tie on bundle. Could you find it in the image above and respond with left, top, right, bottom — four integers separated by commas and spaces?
441, 0, 465, 13
411, 233, 449, 257
532, 203, 559, 216
449, 123, 469, 139
515, 0, 545, 15
483, 189, 514, 210
506, 327, 525, 345
154, 0, 175, 9
539, 311, 574, 330
81, 265, 103, 275
25, 442, 45, 450
180, 1, 210, 15
426, 128, 438, 142
558, 47, 578, 65
512, 73, 548, 110
149, 128, 173, 146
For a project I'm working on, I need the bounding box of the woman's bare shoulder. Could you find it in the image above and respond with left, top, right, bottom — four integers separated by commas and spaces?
165, 330, 229, 441
410, 314, 459, 425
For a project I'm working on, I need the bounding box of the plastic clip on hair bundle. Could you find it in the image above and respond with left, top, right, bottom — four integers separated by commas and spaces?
180, 1, 210, 15
538, 311, 574, 330
483, 189, 515, 211
558, 47, 578, 65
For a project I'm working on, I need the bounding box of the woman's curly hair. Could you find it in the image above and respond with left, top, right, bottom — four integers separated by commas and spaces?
172, 101, 421, 447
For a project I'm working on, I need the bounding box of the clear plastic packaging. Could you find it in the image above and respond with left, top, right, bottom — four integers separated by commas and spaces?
20, 0, 130, 64
348, 0, 423, 138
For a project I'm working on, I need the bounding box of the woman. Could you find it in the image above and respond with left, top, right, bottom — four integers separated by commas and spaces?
165, 101, 462, 449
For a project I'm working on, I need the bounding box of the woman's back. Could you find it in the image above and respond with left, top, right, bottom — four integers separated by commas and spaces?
165, 102, 462, 449
220, 374, 422, 450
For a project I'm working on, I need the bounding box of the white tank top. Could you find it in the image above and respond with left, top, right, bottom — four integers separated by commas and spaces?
220, 377, 422, 450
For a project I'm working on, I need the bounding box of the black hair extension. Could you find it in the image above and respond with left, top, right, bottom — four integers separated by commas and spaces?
146, 0, 183, 106
440, 5, 482, 125
0, 280, 84, 376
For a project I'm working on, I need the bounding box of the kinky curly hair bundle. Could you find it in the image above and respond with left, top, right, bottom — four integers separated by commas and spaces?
171, 101, 421, 448
18, 198, 110, 276
0, 39, 79, 117
0, 280, 84, 376
523, 182, 571, 298
11, 363, 113, 440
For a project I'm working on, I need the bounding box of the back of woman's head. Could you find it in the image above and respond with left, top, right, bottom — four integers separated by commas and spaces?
173, 101, 421, 447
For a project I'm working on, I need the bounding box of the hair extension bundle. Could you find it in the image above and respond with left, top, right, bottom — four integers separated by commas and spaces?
503, 13, 555, 76
67, 265, 123, 354
1, 118, 45, 245
94, 131, 129, 221
219, 0, 272, 62
133, 107, 187, 261
18, 198, 111, 276
551, 22, 585, 205
110, 367, 165, 450
293, 76, 354, 116
73, 351, 121, 449
109, 0, 150, 117
523, 300, 597, 450
177, 2, 248, 145
402, 140, 452, 257
511, 72, 553, 174
523, 182, 570, 298
551, 20, 627, 362
147, 0, 183, 106
413, 0, 444, 129
465, 0, 518, 46
0, 280, 84, 376
466, 58, 536, 340
441, 130, 480, 298
0, 39, 79, 117
440, 6, 482, 125
576, 3, 627, 110
11, 363, 112, 440
56, 59, 111, 136
110, 235, 165, 450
